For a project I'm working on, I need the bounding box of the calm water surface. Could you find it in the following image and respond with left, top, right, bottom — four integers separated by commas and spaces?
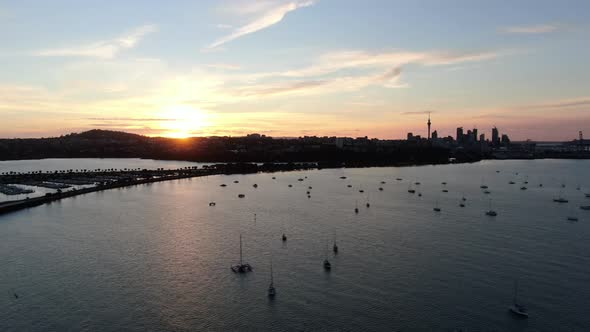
1, 159, 589, 331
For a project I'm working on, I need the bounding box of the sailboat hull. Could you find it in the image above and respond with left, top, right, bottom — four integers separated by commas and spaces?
509, 306, 529, 317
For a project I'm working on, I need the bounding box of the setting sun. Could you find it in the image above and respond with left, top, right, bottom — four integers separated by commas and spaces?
159, 104, 211, 138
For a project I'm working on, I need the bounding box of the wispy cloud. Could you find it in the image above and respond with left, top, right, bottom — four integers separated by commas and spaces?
207, 1, 314, 49
520, 97, 590, 109
499, 24, 558, 34
214, 23, 233, 29
275, 50, 498, 78
400, 111, 435, 115
34, 25, 158, 59
86, 117, 176, 122
206, 63, 241, 70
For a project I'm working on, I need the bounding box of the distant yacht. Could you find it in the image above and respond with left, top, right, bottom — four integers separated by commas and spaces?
461, 195, 467, 202
253, 184, 258, 188
484, 190, 491, 194
282, 233, 287, 242
459, 202, 465, 208
355, 200, 359, 214
442, 189, 448, 193
231, 234, 252, 273
396, 178, 403, 181
509, 280, 529, 318
272, 176, 276, 180
520, 186, 527, 190
340, 176, 347, 179
441, 182, 447, 185
485, 199, 497, 216
381, 181, 386, 184
580, 205, 590, 210
418, 192, 422, 197
209, 202, 216, 206
585, 193, 590, 198
220, 184, 227, 187
347, 184, 352, 188
234, 180, 239, 183
509, 181, 515, 185
366, 194, 370, 208
359, 189, 364, 193
415, 181, 421, 185
408, 183, 416, 194
238, 194, 245, 198
268, 260, 276, 298
378, 187, 384, 191
288, 184, 293, 188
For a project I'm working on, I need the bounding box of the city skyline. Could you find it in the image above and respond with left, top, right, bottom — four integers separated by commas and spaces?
1, 0, 589, 140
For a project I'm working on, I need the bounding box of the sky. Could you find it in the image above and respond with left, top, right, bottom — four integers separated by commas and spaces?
1, 0, 589, 141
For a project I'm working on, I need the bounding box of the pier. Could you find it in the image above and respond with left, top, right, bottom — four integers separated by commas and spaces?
0, 162, 317, 216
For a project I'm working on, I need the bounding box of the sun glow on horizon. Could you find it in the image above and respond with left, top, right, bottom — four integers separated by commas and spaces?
158, 104, 212, 138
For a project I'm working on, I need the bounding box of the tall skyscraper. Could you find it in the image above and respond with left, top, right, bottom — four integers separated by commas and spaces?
492, 127, 499, 146
456, 127, 464, 143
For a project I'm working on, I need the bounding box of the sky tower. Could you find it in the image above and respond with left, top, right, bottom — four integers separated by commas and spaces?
427, 113, 432, 140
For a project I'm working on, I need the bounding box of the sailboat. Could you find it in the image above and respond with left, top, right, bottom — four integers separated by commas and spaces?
485, 199, 497, 216
268, 259, 276, 298
408, 183, 416, 194
480, 178, 488, 189
231, 234, 253, 273
566, 206, 579, 221
323, 242, 331, 270
553, 189, 568, 203
433, 200, 441, 212
333, 231, 339, 254
509, 280, 529, 318
282, 233, 287, 241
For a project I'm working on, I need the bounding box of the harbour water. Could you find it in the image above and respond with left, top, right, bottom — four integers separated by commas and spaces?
1, 159, 589, 331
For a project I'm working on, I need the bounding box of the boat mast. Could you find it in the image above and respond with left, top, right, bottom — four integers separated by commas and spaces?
513, 280, 518, 305
239, 234, 243, 266
270, 259, 274, 285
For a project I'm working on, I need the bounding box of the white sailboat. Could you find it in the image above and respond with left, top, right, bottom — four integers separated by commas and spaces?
231, 234, 252, 273
268, 259, 276, 298
509, 280, 529, 318
485, 199, 497, 216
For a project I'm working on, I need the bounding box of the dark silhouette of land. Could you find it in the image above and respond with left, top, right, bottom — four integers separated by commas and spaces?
0, 129, 454, 165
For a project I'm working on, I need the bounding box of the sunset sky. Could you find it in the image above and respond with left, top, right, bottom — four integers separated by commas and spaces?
1, 0, 589, 141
